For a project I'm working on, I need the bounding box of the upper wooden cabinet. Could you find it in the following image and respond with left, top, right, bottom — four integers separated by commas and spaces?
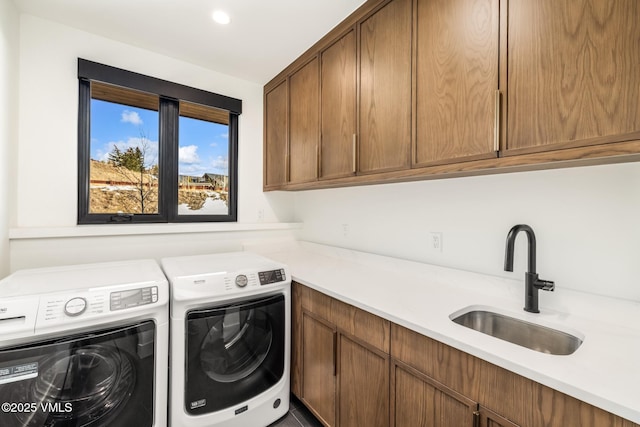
264, 0, 640, 191
320, 29, 358, 180
358, 0, 412, 174
289, 58, 320, 184
504, 0, 640, 155
414, 0, 499, 165
264, 80, 287, 189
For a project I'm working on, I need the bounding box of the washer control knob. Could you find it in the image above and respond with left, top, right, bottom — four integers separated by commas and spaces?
64, 297, 87, 317
235, 275, 248, 288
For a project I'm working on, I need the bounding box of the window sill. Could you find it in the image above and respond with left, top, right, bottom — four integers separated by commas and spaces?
9, 222, 303, 240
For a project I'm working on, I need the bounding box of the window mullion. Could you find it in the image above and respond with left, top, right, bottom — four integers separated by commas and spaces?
160, 97, 179, 222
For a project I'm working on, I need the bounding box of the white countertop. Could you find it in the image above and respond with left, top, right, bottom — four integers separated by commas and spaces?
247, 241, 640, 424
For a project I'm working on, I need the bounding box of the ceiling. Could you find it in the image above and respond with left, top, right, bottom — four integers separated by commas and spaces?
15, 0, 367, 84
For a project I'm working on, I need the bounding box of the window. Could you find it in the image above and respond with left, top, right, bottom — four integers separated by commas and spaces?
77, 59, 241, 224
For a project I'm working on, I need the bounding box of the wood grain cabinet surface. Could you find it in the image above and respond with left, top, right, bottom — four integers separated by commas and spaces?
503, 0, 640, 156
320, 29, 358, 180
414, 0, 499, 166
292, 282, 639, 427
289, 57, 320, 184
264, 0, 640, 191
263, 80, 288, 189
358, 0, 412, 174
391, 323, 639, 427
292, 282, 390, 427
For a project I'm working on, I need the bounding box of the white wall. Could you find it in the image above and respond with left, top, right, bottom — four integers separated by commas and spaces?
0, 0, 19, 279
294, 162, 640, 302
10, 14, 295, 270
10, 13, 640, 304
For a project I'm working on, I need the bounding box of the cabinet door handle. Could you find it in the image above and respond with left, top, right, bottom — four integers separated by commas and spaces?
352, 134, 357, 173
473, 410, 480, 427
316, 144, 320, 179
333, 330, 338, 376
494, 90, 501, 152
286, 152, 290, 182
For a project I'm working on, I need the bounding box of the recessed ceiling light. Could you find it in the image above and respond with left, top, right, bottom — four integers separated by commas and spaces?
212, 10, 231, 25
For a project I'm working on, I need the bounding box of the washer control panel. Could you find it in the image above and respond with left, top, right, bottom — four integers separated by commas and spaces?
110, 286, 158, 311
41, 292, 107, 323
109, 286, 158, 311
37, 285, 161, 327
64, 297, 87, 317
235, 275, 248, 288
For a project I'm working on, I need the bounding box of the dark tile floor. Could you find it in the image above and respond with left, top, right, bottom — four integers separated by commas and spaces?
268, 394, 324, 427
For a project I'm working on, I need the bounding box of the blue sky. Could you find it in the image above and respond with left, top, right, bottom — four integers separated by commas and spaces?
90, 99, 229, 177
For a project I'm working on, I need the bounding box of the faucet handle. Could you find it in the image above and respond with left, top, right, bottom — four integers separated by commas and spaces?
536, 278, 555, 292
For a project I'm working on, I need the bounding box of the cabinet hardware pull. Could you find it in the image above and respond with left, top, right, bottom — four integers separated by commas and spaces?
352, 134, 357, 173
316, 144, 319, 179
333, 330, 338, 376
473, 410, 480, 427
494, 90, 501, 152
286, 152, 290, 183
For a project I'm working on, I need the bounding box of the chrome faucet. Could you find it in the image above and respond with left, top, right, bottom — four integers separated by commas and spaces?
504, 224, 555, 313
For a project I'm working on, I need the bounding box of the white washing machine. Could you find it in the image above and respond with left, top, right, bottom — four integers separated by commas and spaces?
0, 259, 169, 427
161, 252, 290, 427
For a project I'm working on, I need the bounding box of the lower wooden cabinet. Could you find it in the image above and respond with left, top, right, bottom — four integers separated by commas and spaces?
391, 324, 640, 427
339, 334, 389, 427
291, 282, 639, 427
392, 360, 477, 427
392, 359, 518, 427
301, 312, 336, 426
292, 282, 390, 427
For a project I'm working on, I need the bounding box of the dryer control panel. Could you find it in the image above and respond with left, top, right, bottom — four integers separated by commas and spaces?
258, 269, 287, 285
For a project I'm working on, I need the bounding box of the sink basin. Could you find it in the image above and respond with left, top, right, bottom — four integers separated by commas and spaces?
451, 309, 583, 355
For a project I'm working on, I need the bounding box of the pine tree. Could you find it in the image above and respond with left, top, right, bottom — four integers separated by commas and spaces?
108, 146, 144, 172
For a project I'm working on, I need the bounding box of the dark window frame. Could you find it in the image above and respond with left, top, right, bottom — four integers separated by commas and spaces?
77, 58, 241, 224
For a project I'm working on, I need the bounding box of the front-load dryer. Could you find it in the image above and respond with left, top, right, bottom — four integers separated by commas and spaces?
161, 252, 290, 427
0, 259, 169, 427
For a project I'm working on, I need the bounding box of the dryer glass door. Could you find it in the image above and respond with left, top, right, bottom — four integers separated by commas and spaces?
185, 293, 285, 414
0, 321, 155, 427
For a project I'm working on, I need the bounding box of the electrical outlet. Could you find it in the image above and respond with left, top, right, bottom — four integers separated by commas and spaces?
257, 209, 264, 222
429, 232, 443, 253
342, 224, 350, 238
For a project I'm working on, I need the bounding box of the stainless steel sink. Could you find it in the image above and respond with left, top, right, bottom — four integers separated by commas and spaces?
451, 309, 583, 355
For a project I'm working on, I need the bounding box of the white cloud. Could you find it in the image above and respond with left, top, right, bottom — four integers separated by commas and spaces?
121, 110, 143, 125
211, 155, 228, 172
179, 145, 200, 164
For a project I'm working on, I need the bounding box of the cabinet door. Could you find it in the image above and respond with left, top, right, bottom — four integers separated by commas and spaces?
359, 0, 412, 174
264, 80, 288, 188
301, 311, 336, 427
338, 334, 389, 427
392, 361, 476, 427
414, 0, 499, 166
505, 0, 640, 154
479, 406, 520, 427
320, 29, 357, 180
289, 58, 320, 184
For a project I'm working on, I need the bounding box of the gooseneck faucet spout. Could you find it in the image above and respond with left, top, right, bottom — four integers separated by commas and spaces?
504, 224, 555, 313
